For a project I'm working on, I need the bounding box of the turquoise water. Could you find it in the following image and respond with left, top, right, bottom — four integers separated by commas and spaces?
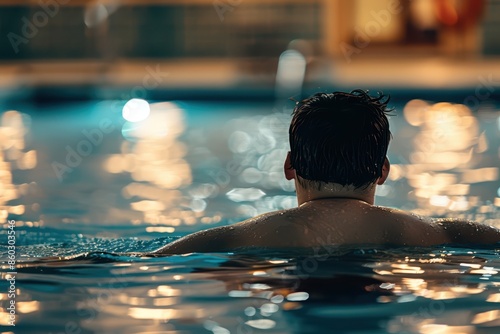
1, 99, 500, 333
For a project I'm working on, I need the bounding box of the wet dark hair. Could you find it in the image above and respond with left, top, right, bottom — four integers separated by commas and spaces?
289, 89, 392, 189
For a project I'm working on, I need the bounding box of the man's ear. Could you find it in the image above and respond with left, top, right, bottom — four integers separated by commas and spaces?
377, 157, 390, 185
284, 151, 295, 180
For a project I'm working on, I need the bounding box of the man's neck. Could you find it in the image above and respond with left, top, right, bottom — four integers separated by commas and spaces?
295, 181, 376, 206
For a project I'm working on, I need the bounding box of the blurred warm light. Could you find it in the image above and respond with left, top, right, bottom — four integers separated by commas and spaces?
154, 298, 179, 307
423, 290, 458, 300
401, 278, 426, 292
404, 99, 429, 126
448, 197, 470, 211
18, 301, 40, 314
129, 307, 184, 320
472, 310, 500, 325
146, 226, 175, 233
8, 205, 25, 215
104, 155, 127, 173
430, 195, 450, 207
419, 324, 474, 334
122, 98, 151, 123
113, 102, 200, 225
470, 268, 498, 275
282, 302, 302, 311
157, 285, 182, 297
131, 200, 165, 212
461, 168, 498, 183
0, 110, 35, 223
122, 102, 184, 140
400, 99, 499, 215
390, 263, 424, 274
449, 286, 484, 295
388, 164, 404, 181
443, 184, 470, 196
486, 294, 500, 303
0, 311, 13, 326
17, 150, 37, 170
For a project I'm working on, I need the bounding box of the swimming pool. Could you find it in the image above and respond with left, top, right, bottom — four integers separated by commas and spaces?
1, 98, 500, 333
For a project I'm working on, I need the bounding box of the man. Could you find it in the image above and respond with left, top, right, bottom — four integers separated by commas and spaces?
154, 90, 500, 254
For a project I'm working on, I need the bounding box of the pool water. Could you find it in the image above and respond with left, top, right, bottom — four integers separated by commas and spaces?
1, 98, 500, 333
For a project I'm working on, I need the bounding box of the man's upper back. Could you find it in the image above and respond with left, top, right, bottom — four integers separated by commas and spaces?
235, 199, 451, 248
155, 199, 500, 254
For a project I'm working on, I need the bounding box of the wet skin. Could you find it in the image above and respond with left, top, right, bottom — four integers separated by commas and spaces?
153, 198, 500, 255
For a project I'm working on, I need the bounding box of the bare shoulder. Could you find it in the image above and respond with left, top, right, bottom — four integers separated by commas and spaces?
152, 209, 294, 255
366, 206, 450, 245
370, 205, 430, 222
372, 206, 500, 245
151, 225, 235, 255
433, 218, 500, 245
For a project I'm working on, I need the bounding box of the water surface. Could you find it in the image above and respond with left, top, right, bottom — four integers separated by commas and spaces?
1, 98, 500, 333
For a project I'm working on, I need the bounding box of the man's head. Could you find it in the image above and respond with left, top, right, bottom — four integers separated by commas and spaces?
286, 90, 392, 192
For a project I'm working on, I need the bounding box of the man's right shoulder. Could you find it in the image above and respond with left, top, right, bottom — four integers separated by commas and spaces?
373, 207, 500, 246
433, 218, 500, 245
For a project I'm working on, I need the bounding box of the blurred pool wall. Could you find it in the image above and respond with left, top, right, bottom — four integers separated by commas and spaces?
1, 0, 500, 102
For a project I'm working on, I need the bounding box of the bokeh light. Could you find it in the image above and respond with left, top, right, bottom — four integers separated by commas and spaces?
122, 99, 151, 123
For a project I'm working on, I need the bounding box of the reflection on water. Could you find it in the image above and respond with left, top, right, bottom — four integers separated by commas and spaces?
106, 102, 198, 229
223, 108, 297, 218
0, 109, 40, 324
1, 99, 500, 332
2, 98, 498, 232
399, 100, 500, 226
0, 110, 37, 224
5, 248, 500, 333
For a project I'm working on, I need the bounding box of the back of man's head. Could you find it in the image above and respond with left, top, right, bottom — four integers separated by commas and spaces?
289, 89, 392, 190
